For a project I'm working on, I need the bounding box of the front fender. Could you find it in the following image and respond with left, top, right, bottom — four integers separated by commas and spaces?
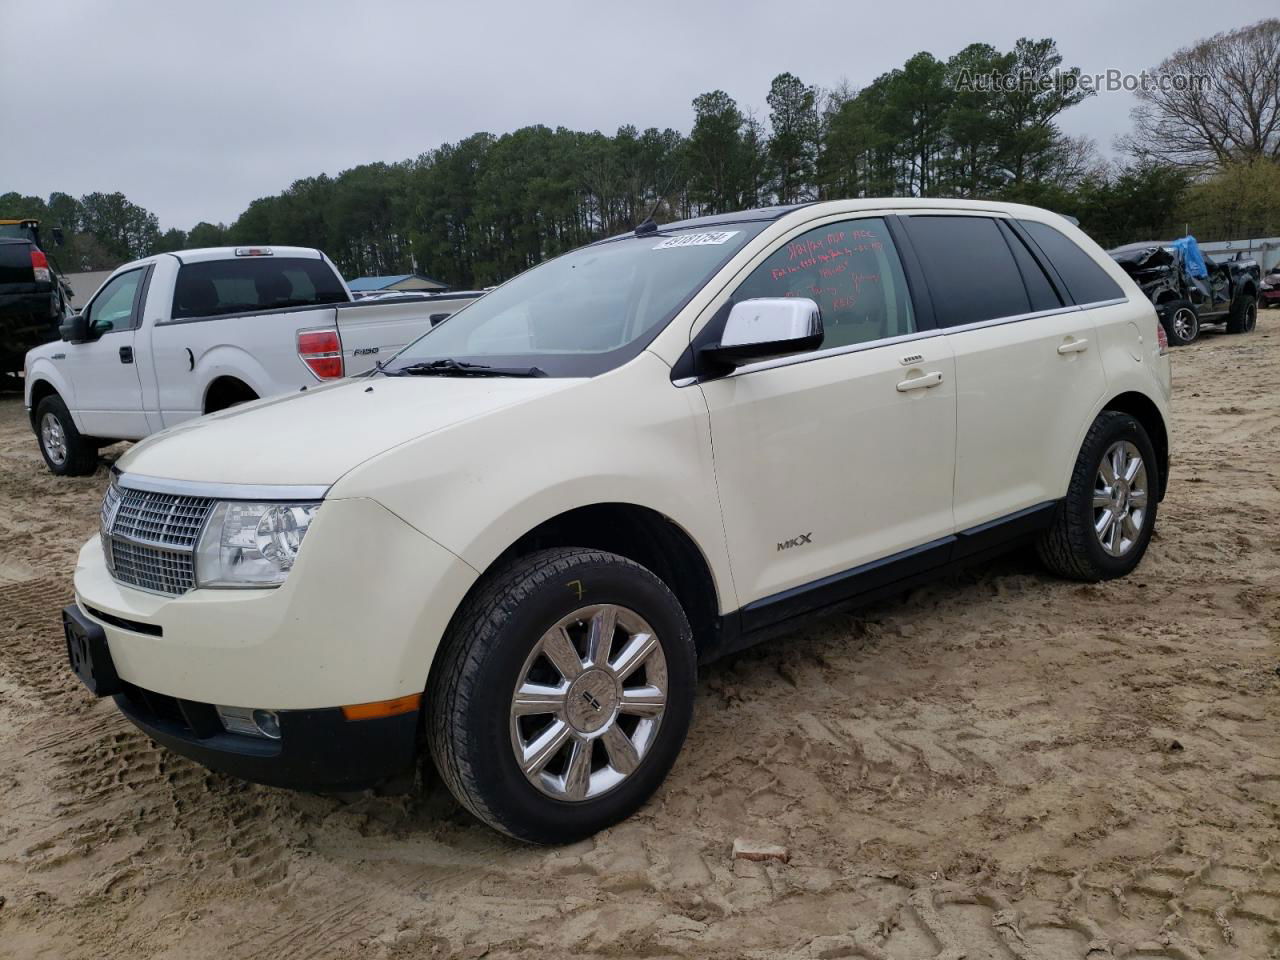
330, 353, 740, 615
23, 357, 85, 431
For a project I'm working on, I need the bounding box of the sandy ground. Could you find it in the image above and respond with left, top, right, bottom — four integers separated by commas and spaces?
1, 320, 1278, 960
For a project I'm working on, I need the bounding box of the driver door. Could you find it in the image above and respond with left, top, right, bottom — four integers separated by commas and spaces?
60, 266, 150, 438
698, 215, 957, 627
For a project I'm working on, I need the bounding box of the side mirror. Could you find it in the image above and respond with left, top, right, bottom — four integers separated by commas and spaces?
429, 312, 451, 326
51, 227, 66, 246
700, 298, 823, 374
60, 311, 92, 344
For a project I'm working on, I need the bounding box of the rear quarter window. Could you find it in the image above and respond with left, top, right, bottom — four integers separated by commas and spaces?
171, 257, 347, 319
1018, 220, 1124, 305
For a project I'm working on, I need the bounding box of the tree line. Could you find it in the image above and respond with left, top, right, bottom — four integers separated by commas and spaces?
4, 19, 1276, 287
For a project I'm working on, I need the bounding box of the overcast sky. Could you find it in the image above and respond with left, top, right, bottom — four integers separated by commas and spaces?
2, 0, 1273, 230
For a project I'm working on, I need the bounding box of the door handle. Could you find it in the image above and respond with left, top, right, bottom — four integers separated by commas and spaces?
119, 346, 134, 364
896, 371, 943, 392
1057, 338, 1089, 355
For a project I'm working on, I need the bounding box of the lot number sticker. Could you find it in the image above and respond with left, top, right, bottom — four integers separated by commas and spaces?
654, 230, 740, 250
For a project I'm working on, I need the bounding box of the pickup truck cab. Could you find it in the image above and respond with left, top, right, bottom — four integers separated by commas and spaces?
23, 246, 479, 474
65, 200, 1172, 843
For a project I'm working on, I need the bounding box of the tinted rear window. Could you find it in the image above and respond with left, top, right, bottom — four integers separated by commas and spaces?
901, 216, 1030, 327
1018, 220, 1123, 305
171, 257, 347, 319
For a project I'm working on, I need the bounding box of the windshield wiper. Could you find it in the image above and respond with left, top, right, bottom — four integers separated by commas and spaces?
387, 358, 548, 378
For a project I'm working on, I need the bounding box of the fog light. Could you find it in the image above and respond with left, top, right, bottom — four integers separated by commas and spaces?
217, 705, 283, 740
252, 709, 281, 739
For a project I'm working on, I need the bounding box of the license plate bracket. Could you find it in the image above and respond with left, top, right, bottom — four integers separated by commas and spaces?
63, 605, 123, 697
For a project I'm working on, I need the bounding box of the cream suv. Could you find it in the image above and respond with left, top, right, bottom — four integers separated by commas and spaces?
64, 199, 1172, 843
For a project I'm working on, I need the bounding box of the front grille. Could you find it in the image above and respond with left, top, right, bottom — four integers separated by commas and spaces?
112, 487, 211, 547
102, 482, 215, 596
109, 538, 199, 595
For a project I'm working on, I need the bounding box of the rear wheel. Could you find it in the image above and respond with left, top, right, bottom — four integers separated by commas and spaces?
427, 548, 696, 843
1037, 411, 1159, 582
35, 394, 98, 476
1226, 293, 1257, 334
1161, 300, 1199, 346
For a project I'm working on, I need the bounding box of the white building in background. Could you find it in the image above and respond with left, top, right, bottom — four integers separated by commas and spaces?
346, 273, 448, 296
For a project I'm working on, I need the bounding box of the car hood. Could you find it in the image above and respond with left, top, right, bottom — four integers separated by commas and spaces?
116, 375, 581, 487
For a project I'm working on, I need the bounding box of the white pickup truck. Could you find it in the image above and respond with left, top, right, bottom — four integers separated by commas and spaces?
23, 246, 480, 474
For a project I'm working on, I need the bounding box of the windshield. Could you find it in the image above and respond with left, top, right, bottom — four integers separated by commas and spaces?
387, 222, 768, 377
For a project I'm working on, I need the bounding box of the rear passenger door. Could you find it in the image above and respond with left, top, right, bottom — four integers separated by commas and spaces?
899, 214, 1108, 533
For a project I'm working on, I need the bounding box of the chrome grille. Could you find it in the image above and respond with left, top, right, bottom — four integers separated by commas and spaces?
112, 487, 212, 548
101, 481, 215, 596
109, 539, 198, 596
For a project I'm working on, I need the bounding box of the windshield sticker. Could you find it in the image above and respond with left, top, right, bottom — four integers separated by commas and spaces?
653, 230, 740, 250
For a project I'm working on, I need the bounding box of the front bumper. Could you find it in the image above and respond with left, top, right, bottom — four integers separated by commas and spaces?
66, 601, 417, 789
74, 496, 478, 710
114, 678, 420, 791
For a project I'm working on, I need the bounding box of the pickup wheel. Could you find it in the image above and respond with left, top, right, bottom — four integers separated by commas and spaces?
427, 548, 696, 844
1161, 301, 1199, 346
1037, 411, 1159, 582
1226, 293, 1257, 334
35, 395, 98, 476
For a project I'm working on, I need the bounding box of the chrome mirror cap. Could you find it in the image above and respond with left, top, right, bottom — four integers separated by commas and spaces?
700, 297, 824, 373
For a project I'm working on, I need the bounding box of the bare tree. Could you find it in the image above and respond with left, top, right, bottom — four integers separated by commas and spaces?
1123, 18, 1280, 169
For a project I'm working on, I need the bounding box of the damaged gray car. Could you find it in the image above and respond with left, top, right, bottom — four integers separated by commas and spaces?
1108, 238, 1261, 346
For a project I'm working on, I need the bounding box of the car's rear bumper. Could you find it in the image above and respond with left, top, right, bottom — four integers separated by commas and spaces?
0, 290, 54, 316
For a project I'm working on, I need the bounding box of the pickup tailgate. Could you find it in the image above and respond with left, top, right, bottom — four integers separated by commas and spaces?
335, 294, 478, 373
0, 239, 35, 290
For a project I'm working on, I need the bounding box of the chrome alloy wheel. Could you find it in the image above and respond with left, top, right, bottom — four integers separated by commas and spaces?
1171, 306, 1196, 341
510, 604, 668, 802
40, 412, 68, 466
1094, 440, 1148, 557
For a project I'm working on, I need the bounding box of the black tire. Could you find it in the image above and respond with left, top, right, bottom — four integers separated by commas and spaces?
1037, 411, 1159, 582
1226, 293, 1258, 334
34, 394, 98, 476
1160, 300, 1199, 346
427, 548, 696, 843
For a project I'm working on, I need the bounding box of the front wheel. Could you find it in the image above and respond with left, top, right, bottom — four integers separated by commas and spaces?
35, 394, 99, 476
1037, 411, 1159, 582
427, 548, 696, 843
1161, 301, 1199, 346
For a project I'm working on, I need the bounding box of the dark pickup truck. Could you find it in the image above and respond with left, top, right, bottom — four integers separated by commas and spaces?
0, 219, 70, 375
1108, 237, 1260, 346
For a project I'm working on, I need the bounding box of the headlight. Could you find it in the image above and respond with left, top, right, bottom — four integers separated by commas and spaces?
195, 501, 321, 587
